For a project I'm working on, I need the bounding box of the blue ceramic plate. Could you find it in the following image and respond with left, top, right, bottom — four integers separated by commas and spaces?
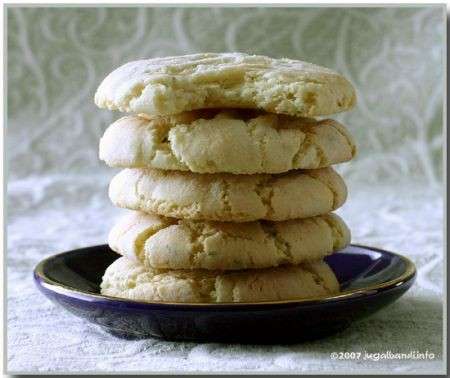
34, 244, 415, 343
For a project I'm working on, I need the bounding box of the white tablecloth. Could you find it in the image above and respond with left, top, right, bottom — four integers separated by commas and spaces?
7, 175, 444, 373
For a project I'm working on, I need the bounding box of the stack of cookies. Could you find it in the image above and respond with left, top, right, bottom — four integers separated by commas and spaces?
95, 53, 356, 303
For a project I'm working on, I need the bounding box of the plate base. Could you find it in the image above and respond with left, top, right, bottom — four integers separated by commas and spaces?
34, 244, 416, 343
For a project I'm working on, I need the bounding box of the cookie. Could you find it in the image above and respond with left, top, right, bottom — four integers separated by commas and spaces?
108, 211, 350, 270
109, 167, 347, 222
100, 256, 340, 303
95, 52, 356, 117
99, 109, 356, 174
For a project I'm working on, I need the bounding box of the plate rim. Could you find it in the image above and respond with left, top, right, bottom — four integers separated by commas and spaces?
33, 243, 416, 308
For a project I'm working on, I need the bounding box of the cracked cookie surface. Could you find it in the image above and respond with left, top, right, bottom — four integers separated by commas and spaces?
109, 167, 347, 222
100, 255, 340, 303
94, 52, 356, 117
108, 211, 350, 270
99, 109, 356, 174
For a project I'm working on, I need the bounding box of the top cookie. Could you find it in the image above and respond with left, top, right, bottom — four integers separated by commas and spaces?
95, 53, 356, 117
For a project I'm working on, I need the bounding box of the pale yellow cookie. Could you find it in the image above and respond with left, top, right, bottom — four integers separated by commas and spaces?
99, 109, 356, 174
95, 52, 356, 117
100, 256, 340, 303
109, 167, 347, 222
108, 211, 350, 270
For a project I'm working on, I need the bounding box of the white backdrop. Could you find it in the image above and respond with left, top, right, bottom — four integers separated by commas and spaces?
7, 6, 444, 185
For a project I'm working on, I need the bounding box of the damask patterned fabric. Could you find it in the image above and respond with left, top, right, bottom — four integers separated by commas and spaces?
6, 6, 445, 373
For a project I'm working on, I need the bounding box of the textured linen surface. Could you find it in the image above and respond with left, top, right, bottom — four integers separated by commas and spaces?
6, 6, 444, 374
7, 177, 444, 373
